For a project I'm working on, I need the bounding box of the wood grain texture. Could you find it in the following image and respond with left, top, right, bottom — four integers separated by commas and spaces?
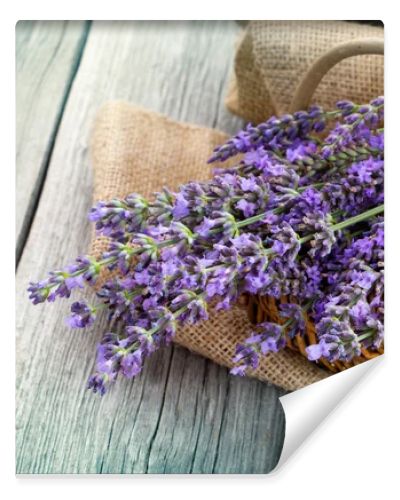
16, 20, 89, 262
16, 21, 286, 474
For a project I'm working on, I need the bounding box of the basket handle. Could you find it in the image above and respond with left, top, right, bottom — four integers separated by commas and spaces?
289, 38, 384, 113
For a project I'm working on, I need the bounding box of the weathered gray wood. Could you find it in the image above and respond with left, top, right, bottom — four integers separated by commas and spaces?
16, 21, 286, 474
16, 20, 89, 262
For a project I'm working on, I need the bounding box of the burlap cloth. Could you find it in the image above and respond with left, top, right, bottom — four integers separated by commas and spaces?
226, 21, 384, 124
90, 101, 328, 391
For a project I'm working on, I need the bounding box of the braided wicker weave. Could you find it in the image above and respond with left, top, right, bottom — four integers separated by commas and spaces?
247, 39, 384, 373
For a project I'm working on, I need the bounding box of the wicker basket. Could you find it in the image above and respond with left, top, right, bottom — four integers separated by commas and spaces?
246, 39, 385, 373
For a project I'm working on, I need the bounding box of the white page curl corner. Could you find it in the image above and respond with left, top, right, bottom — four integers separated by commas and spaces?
274, 355, 384, 471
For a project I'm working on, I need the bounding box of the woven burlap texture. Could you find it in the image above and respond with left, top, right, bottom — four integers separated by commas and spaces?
90, 101, 328, 391
226, 21, 384, 124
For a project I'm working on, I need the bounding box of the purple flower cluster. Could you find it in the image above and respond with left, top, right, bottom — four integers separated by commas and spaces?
28, 97, 384, 393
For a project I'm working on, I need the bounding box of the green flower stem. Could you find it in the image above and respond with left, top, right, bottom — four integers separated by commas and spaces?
297, 182, 326, 192
144, 292, 206, 340
298, 205, 384, 245
238, 203, 384, 234
328, 204, 384, 232
357, 329, 376, 342
236, 212, 268, 228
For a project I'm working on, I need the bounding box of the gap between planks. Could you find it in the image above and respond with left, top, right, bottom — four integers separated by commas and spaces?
16, 20, 91, 266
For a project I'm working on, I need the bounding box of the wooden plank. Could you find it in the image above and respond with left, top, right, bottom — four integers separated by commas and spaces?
16, 21, 286, 474
16, 20, 89, 262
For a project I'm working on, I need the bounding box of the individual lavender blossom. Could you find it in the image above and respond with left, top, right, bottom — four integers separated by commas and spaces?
195, 211, 239, 241
27, 255, 103, 304
286, 138, 318, 163
87, 333, 123, 395
102, 241, 138, 274
306, 319, 361, 363
279, 303, 306, 339
87, 331, 146, 395
170, 290, 208, 324
205, 233, 270, 309
230, 322, 285, 376
205, 245, 241, 310
149, 188, 175, 225
172, 182, 208, 221
66, 301, 96, 328
230, 344, 259, 376
89, 193, 149, 238
269, 222, 301, 262
96, 277, 142, 322
304, 214, 336, 258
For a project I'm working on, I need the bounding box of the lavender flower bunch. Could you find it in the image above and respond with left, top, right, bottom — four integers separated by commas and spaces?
28, 97, 384, 394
